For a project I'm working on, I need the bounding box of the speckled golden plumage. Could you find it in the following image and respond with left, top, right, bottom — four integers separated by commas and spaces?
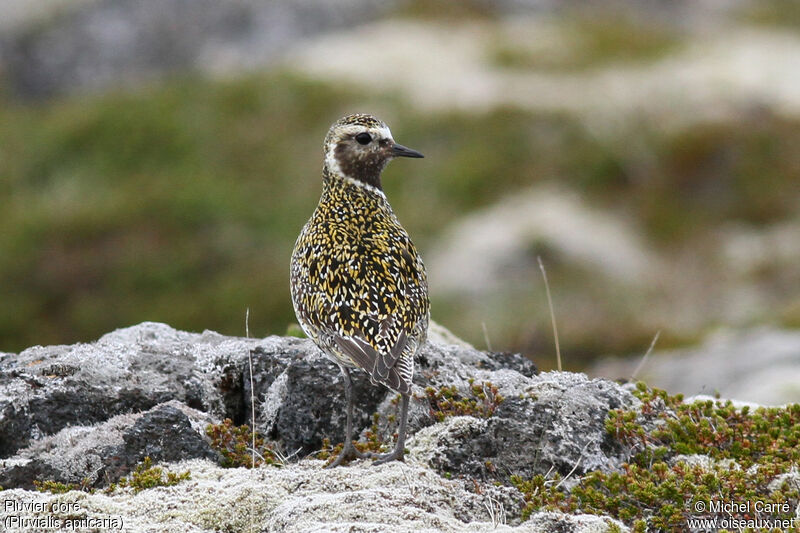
290, 113, 428, 466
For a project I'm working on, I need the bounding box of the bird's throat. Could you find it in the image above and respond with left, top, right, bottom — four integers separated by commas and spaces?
331, 144, 387, 191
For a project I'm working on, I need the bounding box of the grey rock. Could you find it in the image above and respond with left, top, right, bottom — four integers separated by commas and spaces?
248, 334, 538, 456
409, 371, 638, 482
0, 400, 216, 490
0, 322, 256, 457
0, 322, 546, 472
474, 351, 539, 378
0, 321, 641, 530
364, 340, 542, 445
121, 401, 217, 466
246, 339, 387, 456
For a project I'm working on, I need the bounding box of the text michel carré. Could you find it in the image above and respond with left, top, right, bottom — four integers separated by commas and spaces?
707, 499, 792, 515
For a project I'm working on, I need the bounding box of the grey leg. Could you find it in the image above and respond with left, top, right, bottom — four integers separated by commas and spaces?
325, 366, 367, 468
372, 393, 409, 465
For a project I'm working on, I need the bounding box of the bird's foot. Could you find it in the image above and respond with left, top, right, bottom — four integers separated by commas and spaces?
369, 446, 405, 466
323, 441, 369, 468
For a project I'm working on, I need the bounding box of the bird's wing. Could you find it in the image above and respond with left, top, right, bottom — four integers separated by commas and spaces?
291, 207, 429, 394
309, 235, 427, 391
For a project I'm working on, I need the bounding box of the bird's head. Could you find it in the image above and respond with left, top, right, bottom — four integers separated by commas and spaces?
323, 113, 423, 191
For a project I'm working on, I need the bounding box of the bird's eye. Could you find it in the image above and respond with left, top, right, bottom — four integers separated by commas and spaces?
355, 132, 372, 145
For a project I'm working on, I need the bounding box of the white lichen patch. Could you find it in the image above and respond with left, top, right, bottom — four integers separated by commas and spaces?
670, 454, 741, 472
2, 458, 628, 532
407, 416, 488, 466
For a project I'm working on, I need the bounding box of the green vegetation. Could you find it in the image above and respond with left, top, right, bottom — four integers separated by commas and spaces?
741, 0, 800, 29
421, 380, 504, 422
511, 383, 800, 531
34, 478, 93, 494
206, 418, 278, 468
1, 71, 798, 359
34, 457, 191, 494
111, 456, 191, 493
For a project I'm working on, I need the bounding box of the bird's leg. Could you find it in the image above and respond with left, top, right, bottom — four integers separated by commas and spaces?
371, 393, 409, 465
325, 366, 368, 468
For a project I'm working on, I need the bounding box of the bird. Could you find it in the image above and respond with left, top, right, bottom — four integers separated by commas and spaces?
290, 113, 429, 467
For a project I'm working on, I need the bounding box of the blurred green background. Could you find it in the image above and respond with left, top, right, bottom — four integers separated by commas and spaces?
1, 0, 799, 371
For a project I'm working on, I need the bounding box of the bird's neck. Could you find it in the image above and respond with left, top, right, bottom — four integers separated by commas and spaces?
322, 163, 387, 201
324, 147, 387, 192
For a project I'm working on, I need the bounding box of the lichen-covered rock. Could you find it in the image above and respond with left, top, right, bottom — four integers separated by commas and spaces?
0, 401, 216, 490
0, 321, 541, 463
0, 322, 638, 531
409, 372, 638, 482
0, 322, 547, 481
245, 339, 387, 456
0, 323, 256, 457
0, 458, 628, 532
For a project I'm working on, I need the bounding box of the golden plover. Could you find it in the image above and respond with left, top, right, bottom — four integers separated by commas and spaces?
290, 113, 429, 467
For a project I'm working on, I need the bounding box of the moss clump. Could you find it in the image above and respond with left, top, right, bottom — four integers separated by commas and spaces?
512, 383, 800, 531
615, 382, 800, 470
34, 478, 93, 494
34, 457, 190, 495
206, 418, 278, 468
421, 380, 504, 422
108, 457, 190, 494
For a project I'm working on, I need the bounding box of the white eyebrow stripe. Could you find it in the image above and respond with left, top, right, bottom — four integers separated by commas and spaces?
334, 124, 394, 142
375, 125, 393, 140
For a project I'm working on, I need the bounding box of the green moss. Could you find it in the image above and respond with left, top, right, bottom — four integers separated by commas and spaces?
420, 381, 504, 422
206, 418, 278, 468
34, 478, 93, 494
34, 457, 190, 495
108, 457, 191, 494
513, 383, 800, 530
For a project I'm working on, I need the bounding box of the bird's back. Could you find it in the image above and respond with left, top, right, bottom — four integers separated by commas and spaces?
291, 175, 429, 394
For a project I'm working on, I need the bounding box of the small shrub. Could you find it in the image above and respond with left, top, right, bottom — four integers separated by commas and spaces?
34, 478, 93, 494
206, 418, 278, 468
513, 382, 800, 530
421, 380, 505, 422
108, 457, 191, 494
